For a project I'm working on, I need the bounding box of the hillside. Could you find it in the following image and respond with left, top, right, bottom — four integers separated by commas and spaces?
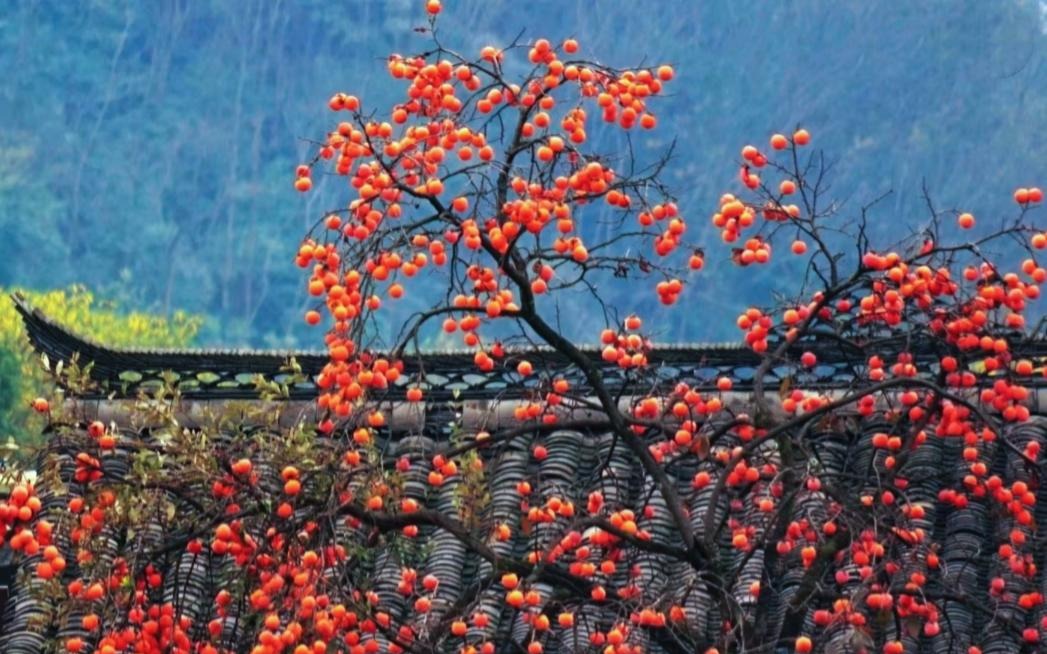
1, 1, 1044, 346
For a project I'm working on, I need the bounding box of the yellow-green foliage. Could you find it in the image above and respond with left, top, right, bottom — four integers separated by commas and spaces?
0, 285, 202, 448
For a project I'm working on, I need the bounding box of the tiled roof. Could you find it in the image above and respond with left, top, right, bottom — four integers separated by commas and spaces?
4, 297, 1047, 653
4, 418, 1047, 653
21, 292, 1047, 401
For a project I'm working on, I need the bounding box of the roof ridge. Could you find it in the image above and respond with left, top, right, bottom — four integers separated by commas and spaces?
14, 293, 1047, 402
11, 292, 749, 359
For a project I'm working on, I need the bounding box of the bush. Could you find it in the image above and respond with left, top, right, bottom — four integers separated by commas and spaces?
0, 285, 201, 449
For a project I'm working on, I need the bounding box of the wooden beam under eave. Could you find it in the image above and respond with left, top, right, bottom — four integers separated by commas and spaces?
57, 398, 427, 433
55, 392, 779, 435
54, 387, 1047, 437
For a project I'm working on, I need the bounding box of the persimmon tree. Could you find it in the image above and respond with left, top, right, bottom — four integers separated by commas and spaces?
5, 2, 1047, 654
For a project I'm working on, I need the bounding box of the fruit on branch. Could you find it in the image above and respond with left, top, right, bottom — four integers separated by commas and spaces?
7, 3, 1047, 654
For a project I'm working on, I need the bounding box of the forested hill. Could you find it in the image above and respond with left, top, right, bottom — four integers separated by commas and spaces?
1, 1, 1045, 347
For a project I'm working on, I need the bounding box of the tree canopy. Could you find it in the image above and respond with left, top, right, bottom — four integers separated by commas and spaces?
3, 2, 1047, 654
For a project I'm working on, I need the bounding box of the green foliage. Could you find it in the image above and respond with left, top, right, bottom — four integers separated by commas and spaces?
0, 347, 22, 437
0, 286, 201, 447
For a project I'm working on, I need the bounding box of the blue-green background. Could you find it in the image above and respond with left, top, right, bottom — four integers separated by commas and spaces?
2, 0, 1045, 347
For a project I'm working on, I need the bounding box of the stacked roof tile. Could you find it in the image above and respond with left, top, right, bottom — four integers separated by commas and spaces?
3, 298, 1047, 653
